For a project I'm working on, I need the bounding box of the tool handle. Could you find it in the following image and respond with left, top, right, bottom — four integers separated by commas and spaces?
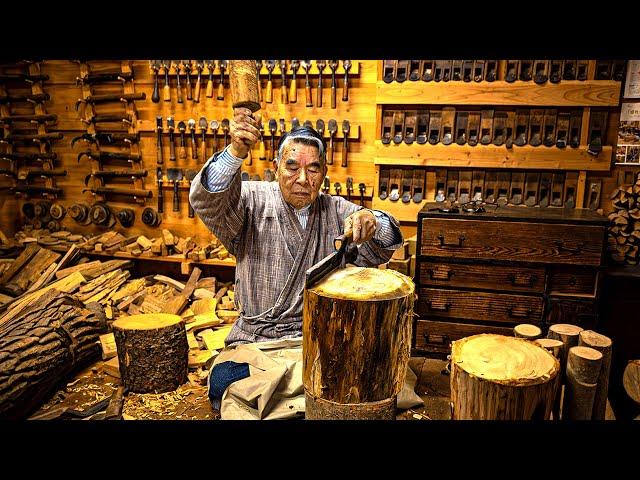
331, 80, 336, 109
176, 71, 183, 103
201, 134, 207, 162
157, 178, 164, 213
327, 136, 334, 165
186, 73, 192, 100
259, 138, 266, 160
305, 81, 312, 107
217, 80, 224, 101
188, 197, 194, 218
256, 77, 262, 102
266, 79, 273, 103
281, 78, 288, 104
342, 136, 348, 167
290, 76, 297, 103
156, 134, 163, 164
194, 74, 201, 103
342, 71, 349, 101
317, 73, 322, 107
334, 229, 353, 250
163, 81, 171, 102
169, 132, 176, 161
206, 74, 214, 98
152, 73, 160, 103
179, 134, 187, 159
190, 132, 197, 159
173, 181, 180, 212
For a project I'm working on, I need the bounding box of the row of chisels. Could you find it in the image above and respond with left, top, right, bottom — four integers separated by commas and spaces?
149, 60, 354, 107
379, 167, 582, 208
156, 116, 229, 163
383, 60, 625, 83
381, 108, 608, 154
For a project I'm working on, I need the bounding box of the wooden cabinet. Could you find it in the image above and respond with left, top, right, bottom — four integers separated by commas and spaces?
414, 204, 608, 356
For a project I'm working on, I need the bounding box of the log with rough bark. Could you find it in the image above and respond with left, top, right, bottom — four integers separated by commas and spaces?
623, 360, 640, 406
578, 330, 612, 420
451, 334, 560, 420
303, 267, 414, 420
547, 323, 584, 420
0, 289, 107, 419
562, 346, 603, 420
112, 313, 188, 393
514, 323, 542, 340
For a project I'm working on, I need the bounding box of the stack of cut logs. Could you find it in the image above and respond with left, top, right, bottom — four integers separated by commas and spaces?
11, 226, 232, 262
608, 175, 640, 265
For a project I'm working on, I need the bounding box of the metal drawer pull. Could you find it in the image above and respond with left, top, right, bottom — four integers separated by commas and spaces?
437, 233, 465, 248
507, 307, 533, 318
427, 300, 451, 312
428, 268, 454, 280
508, 273, 538, 287
423, 333, 449, 345
554, 240, 585, 254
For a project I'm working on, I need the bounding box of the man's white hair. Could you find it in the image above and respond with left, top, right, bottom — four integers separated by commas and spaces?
275, 130, 325, 165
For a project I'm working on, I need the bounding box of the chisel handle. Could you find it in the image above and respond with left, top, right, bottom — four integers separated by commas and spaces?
342, 135, 348, 167
266, 78, 273, 103
186, 73, 192, 101
217, 81, 224, 101
194, 75, 201, 103
342, 71, 349, 101
206, 74, 214, 98
152, 72, 160, 103
156, 134, 163, 164
259, 137, 266, 160
328, 136, 334, 165
201, 134, 207, 162
163, 80, 171, 102
176, 76, 183, 104
331, 77, 336, 109
290, 75, 297, 103
173, 181, 180, 212
179, 135, 187, 159
305, 80, 312, 107
157, 178, 164, 213
317, 72, 323, 107
169, 132, 176, 161
281, 77, 288, 104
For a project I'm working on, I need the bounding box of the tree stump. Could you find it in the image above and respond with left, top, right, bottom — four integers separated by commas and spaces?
303, 267, 414, 420
562, 346, 603, 420
547, 323, 583, 419
535, 338, 564, 358
112, 313, 188, 393
450, 334, 560, 420
578, 330, 612, 420
623, 360, 640, 405
514, 323, 542, 340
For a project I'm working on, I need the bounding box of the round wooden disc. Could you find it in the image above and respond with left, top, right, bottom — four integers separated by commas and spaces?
309, 266, 414, 301
623, 360, 640, 404
548, 323, 583, 336
514, 323, 542, 338
452, 334, 558, 386
113, 313, 182, 331
570, 345, 603, 362
579, 330, 612, 349
535, 338, 564, 349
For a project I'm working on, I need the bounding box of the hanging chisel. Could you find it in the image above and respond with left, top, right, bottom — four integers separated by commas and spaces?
178, 120, 187, 159
174, 60, 183, 103
221, 119, 230, 147
358, 183, 366, 206
156, 116, 164, 165
183, 60, 193, 100
157, 167, 164, 213
329, 60, 338, 109
194, 60, 204, 103
167, 116, 176, 162
341, 120, 350, 167
280, 60, 288, 104
217, 60, 228, 100
290, 60, 299, 103
265, 60, 276, 103
327, 119, 337, 165
346, 177, 353, 201
291, 118, 300, 129
317, 60, 326, 107
210, 120, 219, 154
199, 117, 208, 161
268, 118, 277, 161
162, 60, 171, 102
151, 60, 160, 103
259, 119, 266, 161
188, 118, 197, 159
166, 168, 183, 212
316, 119, 325, 145
206, 60, 215, 98
302, 60, 313, 107
342, 60, 352, 101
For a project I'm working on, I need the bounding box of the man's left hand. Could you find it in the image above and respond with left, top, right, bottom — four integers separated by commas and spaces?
344, 210, 377, 244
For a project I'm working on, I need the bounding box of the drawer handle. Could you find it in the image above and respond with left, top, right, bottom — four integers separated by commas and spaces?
507, 307, 533, 318
428, 268, 454, 281
423, 333, 449, 345
427, 300, 451, 312
508, 274, 538, 288
554, 240, 585, 255
437, 233, 465, 248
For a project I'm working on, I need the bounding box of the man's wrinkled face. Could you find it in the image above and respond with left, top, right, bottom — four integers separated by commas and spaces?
275, 141, 326, 210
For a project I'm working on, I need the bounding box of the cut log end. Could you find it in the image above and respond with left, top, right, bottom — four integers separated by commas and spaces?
579, 330, 612, 349
534, 338, 564, 357
623, 360, 640, 405
112, 313, 183, 331
514, 323, 542, 340
308, 266, 414, 301
452, 334, 559, 386
548, 323, 584, 337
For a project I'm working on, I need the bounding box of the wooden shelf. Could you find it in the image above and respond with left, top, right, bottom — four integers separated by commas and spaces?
372, 196, 426, 223
376, 80, 621, 107
151, 61, 359, 77
83, 249, 236, 267
374, 141, 612, 171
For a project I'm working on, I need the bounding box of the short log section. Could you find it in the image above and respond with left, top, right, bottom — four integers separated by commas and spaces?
451, 334, 560, 420
112, 313, 188, 393
303, 267, 414, 420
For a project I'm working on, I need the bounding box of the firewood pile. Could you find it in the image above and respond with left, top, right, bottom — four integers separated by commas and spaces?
608, 175, 640, 265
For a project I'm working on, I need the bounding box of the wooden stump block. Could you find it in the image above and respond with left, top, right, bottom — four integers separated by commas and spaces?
112, 313, 188, 393
451, 334, 560, 420
578, 330, 612, 420
562, 346, 603, 420
514, 323, 542, 340
547, 323, 583, 419
535, 338, 564, 358
303, 267, 414, 420
623, 360, 640, 405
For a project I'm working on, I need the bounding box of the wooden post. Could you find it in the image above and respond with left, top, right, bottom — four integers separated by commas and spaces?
562, 346, 602, 420
547, 323, 583, 420
112, 313, 188, 393
514, 323, 542, 340
450, 334, 560, 420
535, 338, 564, 358
623, 360, 640, 406
578, 330, 612, 420
303, 267, 414, 420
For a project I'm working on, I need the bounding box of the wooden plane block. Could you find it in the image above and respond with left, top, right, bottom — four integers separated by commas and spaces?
458, 170, 473, 204
509, 172, 526, 205
455, 111, 469, 145
446, 170, 459, 202
564, 171, 579, 208
479, 109, 494, 145
550, 172, 566, 206
400, 169, 413, 204
555, 111, 571, 148
441, 107, 456, 145
471, 170, 485, 201
484, 171, 498, 204
495, 171, 512, 206
388, 168, 403, 202
514, 110, 530, 147
542, 109, 558, 147
428, 110, 442, 144
538, 172, 553, 207
528, 109, 545, 147
533, 60, 549, 84
411, 169, 426, 203
467, 111, 481, 146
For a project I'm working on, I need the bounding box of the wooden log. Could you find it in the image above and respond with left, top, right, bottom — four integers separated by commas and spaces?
578, 330, 613, 420
451, 334, 560, 420
112, 313, 188, 393
514, 323, 542, 340
54, 260, 101, 279
623, 360, 640, 405
547, 323, 583, 419
562, 346, 602, 420
0, 244, 39, 284
0, 290, 107, 419
535, 338, 564, 358
303, 267, 414, 420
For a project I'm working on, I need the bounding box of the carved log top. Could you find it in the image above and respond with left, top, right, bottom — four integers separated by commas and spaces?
548, 323, 584, 337
308, 266, 414, 301
452, 334, 559, 386
112, 313, 182, 330
579, 330, 612, 349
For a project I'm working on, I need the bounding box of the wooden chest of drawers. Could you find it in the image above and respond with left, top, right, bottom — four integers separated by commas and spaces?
414, 204, 608, 356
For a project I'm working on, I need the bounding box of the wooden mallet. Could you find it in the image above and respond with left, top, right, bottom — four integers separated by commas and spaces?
228, 60, 261, 113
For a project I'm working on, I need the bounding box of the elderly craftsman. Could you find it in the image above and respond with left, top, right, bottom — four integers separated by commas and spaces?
189, 107, 404, 348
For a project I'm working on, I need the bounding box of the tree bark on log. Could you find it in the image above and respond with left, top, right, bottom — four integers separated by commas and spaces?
112, 313, 188, 393
0, 289, 107, 419
514, 323, 542, 340
547, 323, 583, 420
451, 334, 560, 420
578, 330, 612, 420
303, 267, 414, 420
562, 346, 603, 420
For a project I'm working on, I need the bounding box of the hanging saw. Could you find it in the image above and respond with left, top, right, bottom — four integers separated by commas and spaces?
77, 151, 142, 163
71, 132, 139, 147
